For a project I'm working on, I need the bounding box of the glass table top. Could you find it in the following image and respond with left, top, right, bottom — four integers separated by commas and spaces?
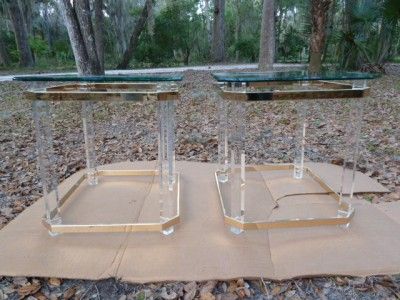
212, 70, 379, 82
13, 74, 183, 82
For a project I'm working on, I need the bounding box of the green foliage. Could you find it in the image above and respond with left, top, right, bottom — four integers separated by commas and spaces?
335, 0, 400, 69
278, 26, 307, 62
0, 0, 399, 71
232, 37, 259, 61
135, 0, 208, 66
29, 36, 49, 57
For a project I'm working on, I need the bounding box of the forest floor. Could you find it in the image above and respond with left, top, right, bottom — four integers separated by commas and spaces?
0, 67, 399, 299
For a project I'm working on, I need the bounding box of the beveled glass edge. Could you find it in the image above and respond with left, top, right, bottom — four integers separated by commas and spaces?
13, 74, 183, 82
212, 71, 380, 82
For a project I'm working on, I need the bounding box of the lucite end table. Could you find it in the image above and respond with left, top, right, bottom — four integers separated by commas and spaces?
213, 71, 379, 234
14, 74, 182, 236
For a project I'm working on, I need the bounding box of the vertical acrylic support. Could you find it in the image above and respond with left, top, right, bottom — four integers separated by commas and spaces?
228, 96, 246, 235
338, 80, 366, 220
82, 101, 98, 185
217, 87, 229, 182
32, 100, 62, 236
293, 100, 308, 179
157, 84, 177, 235
166, 100, 176, 191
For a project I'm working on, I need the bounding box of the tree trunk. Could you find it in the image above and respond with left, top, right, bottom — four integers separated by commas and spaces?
75, 0, 102, 74
211, 0, 225, 63
94, 0, 104, 71
308, 0, 331, 73
42, 4, 53, 53
58, 0, 104, 75
6, 0, 34, 67
322, 0, 335, 63
340, 0, 357, 69
117, 0, 152, 70
0, 33, 10, 66
19, 0, 33, 35
204, 0, 213, 46
259, 0, 275, 71
108, 1, 128, 56
234, 0, 241, 62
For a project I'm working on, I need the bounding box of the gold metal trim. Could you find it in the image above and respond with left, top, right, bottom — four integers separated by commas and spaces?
43, 170, 181, 234
215, 164, 354, 230
25, 83, 179, 102
220, 80, 370, 101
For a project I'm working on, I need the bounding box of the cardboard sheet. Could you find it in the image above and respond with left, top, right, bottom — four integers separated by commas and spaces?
375, 202, 400, 225
0, 161, 398, 283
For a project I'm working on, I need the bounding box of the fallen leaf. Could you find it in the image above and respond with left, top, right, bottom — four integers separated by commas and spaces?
200, 281, 217, 296
63, 287, 76, 300
18, 282, 41, 298
184, 288, 196, 300
220, 293, 238, 300
33, 291, 48, 300
200, 291, 215, 300
160, 288, 177, 300
271, 286, 282, 296
48, 278, 61, 287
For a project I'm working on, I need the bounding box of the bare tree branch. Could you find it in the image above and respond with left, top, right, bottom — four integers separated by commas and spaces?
117, 0, 152, 70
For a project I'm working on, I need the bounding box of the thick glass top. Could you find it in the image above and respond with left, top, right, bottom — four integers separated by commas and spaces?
13, 73, 183, 82
212, 71, 379, 82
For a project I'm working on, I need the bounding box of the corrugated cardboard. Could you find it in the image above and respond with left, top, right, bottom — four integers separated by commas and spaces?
0, 161, 398, 283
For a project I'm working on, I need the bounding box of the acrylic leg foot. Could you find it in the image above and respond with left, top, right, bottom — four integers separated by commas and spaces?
230, 226, 244, 235
162, 226, 174, 236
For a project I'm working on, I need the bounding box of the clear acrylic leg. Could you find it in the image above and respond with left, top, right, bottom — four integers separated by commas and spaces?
293, 101, 308, 179
338, 97, 364, 223
166, 100, 176, 191
32, 100, 62, 236
217, 95, 229, 182
158, 100, 175, 235
82, 101, 98, 185
229, 101, 246, 234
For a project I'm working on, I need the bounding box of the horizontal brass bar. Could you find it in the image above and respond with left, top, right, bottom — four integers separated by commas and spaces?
43, 170, 181, 234
215, 163, 354, 231
46, 83, 157, 91
221, 87, 370, 101
25, 91, 179, 102
248, 80, 353, 90
225, 211, 354, 230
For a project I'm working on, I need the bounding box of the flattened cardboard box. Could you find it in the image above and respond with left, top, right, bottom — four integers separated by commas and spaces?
0, 161, 398, 283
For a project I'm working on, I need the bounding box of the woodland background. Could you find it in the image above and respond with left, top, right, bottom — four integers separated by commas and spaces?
0, 0, 399, 74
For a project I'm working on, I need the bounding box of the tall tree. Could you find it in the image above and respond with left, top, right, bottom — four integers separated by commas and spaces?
93, 0, 104, 72
117, 0, 153, 70
308, 0, 331, 73
58, 0, 104, 75
5, 0, 34, 67
234, 0, 241, 62
259, 0, 275, 71
211, 0, 225, 62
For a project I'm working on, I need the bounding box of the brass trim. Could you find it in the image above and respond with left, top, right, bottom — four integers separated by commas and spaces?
220, 80, 370, 101
215, 164, 354, 230
221, 88, 370, 101
43, 170, 181, 234
25, 83, 180, 102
